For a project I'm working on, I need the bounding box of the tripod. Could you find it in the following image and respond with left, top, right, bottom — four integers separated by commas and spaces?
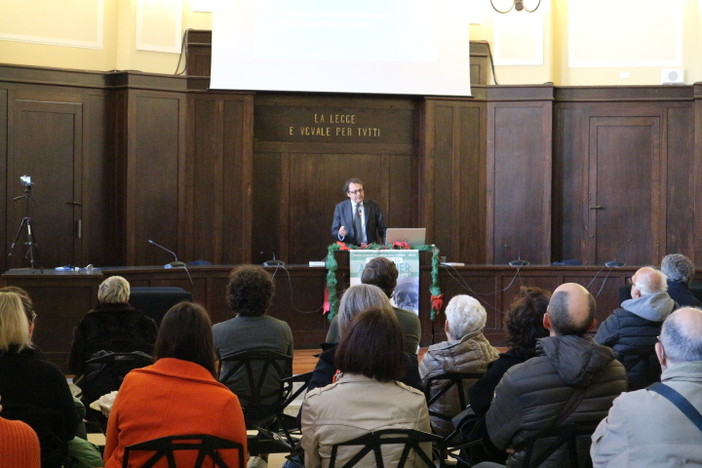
8, 184, 41, 270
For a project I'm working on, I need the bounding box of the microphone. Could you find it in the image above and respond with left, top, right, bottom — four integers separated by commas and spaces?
603, 238, 631, 268
148, 239, 186, 268
504, 244, 529, 267
263, 252, 285, 267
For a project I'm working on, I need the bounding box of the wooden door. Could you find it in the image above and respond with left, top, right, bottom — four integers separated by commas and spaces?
6, 100, 82, 270
586, 116, 663, 265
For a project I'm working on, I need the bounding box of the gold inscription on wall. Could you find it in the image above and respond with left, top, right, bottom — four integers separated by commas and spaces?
288, 113, 381, 138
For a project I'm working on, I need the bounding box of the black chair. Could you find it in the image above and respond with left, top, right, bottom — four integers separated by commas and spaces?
328, 429, 444, 468
122, 434, 245, 468
218, 350, 305, 455
424, 372, 483, 439
79, 351, 154, 432
129, 286, 193, 327
79, 351, 155, 404
520, 424, 594, 468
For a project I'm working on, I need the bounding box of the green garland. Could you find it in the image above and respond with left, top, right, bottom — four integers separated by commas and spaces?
324, 243, 443, 321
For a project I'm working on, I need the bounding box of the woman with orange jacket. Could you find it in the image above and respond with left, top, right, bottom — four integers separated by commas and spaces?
103, 302, 247, 468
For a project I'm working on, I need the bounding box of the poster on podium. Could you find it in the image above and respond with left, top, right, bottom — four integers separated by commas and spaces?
349, 250, 420, 314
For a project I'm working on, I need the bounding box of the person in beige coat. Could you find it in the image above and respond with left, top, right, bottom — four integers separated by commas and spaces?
301, 307, 430, 468
419, 294, 499, 435
591, 307, 702, 467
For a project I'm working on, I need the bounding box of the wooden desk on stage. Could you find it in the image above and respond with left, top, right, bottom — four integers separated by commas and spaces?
2, 264, 636, 372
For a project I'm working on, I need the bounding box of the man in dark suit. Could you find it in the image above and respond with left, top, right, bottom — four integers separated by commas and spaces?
331, 177, 386, 245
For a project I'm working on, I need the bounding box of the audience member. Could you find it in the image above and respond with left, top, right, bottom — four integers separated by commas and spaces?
325, 256, 421, 354
477, 283, 627, 468
458, 287, 550, 465
301, 307, 430, 467
595, 266, 674, 389
0, 292, 79, 468
591, 307, 702, 466
661, 253, 702, 307
104, 302, 247, 468
213, 264, 293, 393
212, 265, 293, 468
309, 284, 421, 393
419, 294, 499, 435
68, 276, 157, 381
469, 287, 550, 416
0, 412, 40, 468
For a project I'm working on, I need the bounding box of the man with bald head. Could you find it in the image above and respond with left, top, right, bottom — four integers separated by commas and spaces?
591, 307, 702, 466
480, 283, 626, 467
595, 266, 674, 390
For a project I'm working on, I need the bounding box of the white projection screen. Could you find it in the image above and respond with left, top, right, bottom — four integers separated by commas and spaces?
211, 0, 471, 97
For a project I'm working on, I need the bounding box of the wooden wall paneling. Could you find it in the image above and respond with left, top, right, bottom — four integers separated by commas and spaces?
222, 95, 254, 264
0, 88, 7, 271
695, 85, 702, 263
186, 93, 254, 264
421, 98, 486, 263
253, 94, 416, 265
252, 151, 283, 264
125, 90, 186, 265
553, 103, 588, 263
186, 95, 220, 264
82, 90, 114, 267
7, 98, 83, 269
664, 104, 695, 255
469, 41, 491, 85
585, 111, 664, 265
111, 89, 128, 265
487, 88, 553, 265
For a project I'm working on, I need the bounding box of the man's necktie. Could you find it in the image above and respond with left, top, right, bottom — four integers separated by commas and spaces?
353, 203, 363, 242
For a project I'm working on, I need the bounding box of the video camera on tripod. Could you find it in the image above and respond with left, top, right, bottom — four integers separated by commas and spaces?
8, 175, 41, 270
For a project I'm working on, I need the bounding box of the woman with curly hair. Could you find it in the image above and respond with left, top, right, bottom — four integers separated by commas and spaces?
468, 286, 551, 415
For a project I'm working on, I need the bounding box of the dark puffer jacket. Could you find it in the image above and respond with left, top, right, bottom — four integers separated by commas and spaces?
419, 332, 498, 435
594, 292, 674, 390
486, 335, 627, 468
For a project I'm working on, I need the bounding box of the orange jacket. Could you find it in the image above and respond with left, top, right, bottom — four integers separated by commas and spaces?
104, 358, 247, 467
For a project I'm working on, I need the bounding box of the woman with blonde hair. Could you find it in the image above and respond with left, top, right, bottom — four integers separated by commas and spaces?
0, 292, 79, 468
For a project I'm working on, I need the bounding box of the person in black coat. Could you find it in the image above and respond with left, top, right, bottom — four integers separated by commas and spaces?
0, 291, 79, 468
68, 275, 157, 379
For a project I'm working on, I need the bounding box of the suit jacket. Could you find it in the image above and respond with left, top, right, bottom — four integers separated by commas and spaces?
331, 199, 386, 245
103, 358, 247, 468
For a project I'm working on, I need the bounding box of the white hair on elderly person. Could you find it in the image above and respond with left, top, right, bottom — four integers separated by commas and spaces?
444, 294, 487, 341
0, 292, 32, 352
661, 253, 696, 284
337, 284, 393, 335
97, 275, 131, 304
633, 267, 668, 296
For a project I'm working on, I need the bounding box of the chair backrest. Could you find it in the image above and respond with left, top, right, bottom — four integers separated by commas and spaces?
129, 287, 193, 327
424, 372, 483, 430
81, 351, 155, 403
329, 429, 443, 468
122, 434, 245, 468
218, 350, 292, 427
521, 424, 593, 468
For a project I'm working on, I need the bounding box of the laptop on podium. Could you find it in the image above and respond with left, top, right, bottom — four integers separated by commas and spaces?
385, 228, 426, 248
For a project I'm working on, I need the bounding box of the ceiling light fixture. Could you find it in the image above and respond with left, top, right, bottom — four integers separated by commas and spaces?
490, 0, 541, 13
